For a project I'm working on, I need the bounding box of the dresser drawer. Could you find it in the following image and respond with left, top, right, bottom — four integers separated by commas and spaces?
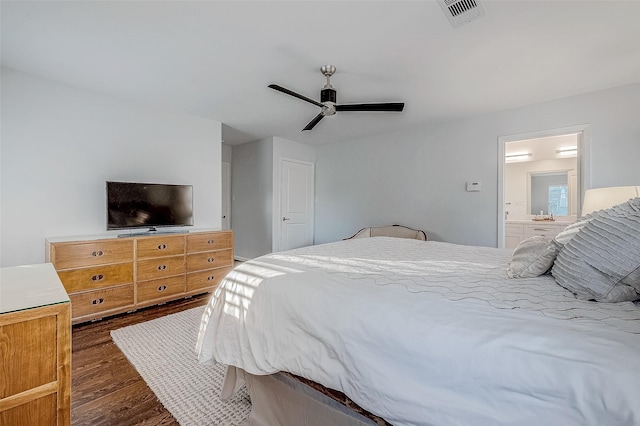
51, 239, 133, 270
137, 275, 186, 303
137, 255, 185, 282
69, 285, 134, 318
186, 249, 233, 272
187, 231, 233, 253
186, 266, 232, 293
56, 263, 133, 293
136, 235, 186, 259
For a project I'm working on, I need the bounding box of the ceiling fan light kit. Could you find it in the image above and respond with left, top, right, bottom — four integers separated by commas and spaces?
268, 65, 405, 131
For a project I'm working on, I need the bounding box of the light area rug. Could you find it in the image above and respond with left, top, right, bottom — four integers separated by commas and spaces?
111, 306, 251, 425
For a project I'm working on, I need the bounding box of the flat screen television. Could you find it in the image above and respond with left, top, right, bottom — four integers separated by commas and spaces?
107, 181, 193, 230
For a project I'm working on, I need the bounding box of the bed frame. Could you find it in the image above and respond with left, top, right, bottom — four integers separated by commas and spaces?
241, 371, 390, 426
344, 224, 427, 241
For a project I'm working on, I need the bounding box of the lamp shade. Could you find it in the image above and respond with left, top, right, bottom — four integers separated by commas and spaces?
581, 186, 640, 216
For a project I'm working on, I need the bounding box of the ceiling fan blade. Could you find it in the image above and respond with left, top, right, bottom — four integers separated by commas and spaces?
335, 102, 405, 112
303, 113, 324, 131
268, 84, 324, 108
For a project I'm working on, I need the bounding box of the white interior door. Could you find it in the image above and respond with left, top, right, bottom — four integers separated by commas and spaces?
280, 158, 314, 251
221, 161, 231, 230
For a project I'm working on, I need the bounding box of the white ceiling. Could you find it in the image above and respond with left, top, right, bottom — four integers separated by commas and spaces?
2, 1, 640, 146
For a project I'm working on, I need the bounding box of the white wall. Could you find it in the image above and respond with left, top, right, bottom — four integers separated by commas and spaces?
231, 138, 273, 260
1, 68, 222, 267
314, 82, 640, 247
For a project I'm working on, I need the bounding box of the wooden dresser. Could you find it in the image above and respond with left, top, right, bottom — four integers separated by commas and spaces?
46, 230, 233, 324
0, 263, 71, 426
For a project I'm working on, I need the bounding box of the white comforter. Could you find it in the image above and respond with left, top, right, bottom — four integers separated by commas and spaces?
196, 237, 640, 426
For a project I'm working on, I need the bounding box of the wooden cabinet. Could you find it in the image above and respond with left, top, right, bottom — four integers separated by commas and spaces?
0, 263, 71, 426
46, 230, 233, 324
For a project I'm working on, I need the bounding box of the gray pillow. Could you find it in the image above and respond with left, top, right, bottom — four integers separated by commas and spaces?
552, 197, 640, 302
508, 236, 559, 278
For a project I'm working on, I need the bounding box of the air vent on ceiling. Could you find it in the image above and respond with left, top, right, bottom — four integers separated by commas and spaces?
438, 0, 486, 28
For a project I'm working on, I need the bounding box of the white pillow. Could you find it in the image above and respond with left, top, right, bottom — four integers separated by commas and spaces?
508, 236, 559, 278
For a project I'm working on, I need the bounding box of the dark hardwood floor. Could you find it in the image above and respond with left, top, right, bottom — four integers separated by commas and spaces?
71, 293, 211, 426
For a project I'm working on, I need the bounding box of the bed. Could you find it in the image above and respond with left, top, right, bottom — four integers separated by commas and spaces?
196, 228, 640, 424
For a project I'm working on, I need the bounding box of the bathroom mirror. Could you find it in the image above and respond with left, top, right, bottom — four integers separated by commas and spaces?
529, 171, 570, 216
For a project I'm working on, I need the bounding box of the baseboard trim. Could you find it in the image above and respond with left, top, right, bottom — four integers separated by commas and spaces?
234, 256, 251, 262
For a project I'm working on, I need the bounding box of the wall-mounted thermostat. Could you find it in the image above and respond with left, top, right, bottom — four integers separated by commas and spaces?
466, 181, 481, 192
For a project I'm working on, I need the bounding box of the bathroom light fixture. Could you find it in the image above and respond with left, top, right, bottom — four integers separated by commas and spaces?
556, 147, 577, 156
505, 152, 532, 162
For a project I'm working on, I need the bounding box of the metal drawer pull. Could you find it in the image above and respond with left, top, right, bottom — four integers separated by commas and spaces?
533, 228, 550, 231
207, 257, 215, 263
91, 250, 104, 257
92, 298, 104, 305
207, 239, 215, 244
157, 264, 167, 271
91, 274, 104, 282
207, 275, 215, 281
158, 285, 167, 292
157, 244, 167, 250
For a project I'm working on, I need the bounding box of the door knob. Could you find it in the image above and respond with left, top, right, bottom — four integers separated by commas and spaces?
282, 217, 290, 221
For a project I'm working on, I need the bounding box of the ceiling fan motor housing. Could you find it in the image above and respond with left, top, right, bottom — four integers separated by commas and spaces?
321, 88, 336, 104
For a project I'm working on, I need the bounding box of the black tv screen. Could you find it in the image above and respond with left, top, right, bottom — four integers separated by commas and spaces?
107, 181, 193, 230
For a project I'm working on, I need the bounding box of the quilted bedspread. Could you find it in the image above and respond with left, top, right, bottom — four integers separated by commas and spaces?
196, 237, 640, 425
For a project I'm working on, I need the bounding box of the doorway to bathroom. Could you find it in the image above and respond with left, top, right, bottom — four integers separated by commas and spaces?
497, 125, 591, 248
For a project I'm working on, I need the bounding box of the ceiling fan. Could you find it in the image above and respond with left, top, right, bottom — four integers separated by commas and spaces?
268, 65, 405, 131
